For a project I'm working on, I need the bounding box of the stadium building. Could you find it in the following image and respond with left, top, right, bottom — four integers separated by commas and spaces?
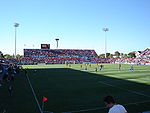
22, 44, 98, 65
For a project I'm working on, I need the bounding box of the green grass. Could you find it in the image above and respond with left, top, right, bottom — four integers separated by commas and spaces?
0, 64, 150, 113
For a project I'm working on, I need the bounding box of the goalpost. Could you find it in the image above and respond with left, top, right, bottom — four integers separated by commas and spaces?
65, 61, 76, 65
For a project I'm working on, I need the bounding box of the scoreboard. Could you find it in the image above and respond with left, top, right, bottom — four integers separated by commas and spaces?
41, 44, 50, 49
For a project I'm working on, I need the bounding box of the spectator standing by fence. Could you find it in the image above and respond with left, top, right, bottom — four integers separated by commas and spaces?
8, 85, 13, 96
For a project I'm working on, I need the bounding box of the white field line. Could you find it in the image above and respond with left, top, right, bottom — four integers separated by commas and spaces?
62, 100, 150, 113
61, 106, 106, 113
98, 81, 150, 98
26, 74, 43, 113
43, 111, 53, 113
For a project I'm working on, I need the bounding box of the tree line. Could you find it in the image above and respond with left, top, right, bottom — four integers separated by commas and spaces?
0, 51, 23, 58
98, 51, 136, 58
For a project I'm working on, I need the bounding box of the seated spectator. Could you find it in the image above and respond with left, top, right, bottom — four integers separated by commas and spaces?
103, 95, 128, 113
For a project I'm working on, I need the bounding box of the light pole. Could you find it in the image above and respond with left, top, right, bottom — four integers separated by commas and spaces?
103, 28, 109, 58
55, 38, 59, 49
14, 23, 19, 58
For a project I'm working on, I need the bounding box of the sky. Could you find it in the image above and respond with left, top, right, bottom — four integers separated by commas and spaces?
0, 0, 150, 55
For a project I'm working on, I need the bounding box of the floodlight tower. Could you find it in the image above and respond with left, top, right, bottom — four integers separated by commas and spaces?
55, 38, 59, 49
14, 23, 19, 58
103, 28, 109, 58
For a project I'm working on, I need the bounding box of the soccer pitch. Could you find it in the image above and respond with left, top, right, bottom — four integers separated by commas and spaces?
0, 64, 150, 113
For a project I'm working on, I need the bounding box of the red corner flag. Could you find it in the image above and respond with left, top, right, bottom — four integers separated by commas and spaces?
43, 97, 48, 102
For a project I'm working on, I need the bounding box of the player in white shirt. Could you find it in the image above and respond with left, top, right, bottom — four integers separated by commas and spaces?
104, 96, 127, 113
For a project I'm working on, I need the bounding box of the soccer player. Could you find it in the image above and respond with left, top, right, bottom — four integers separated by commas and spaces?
118, 64, 121, 71
66, 63, 68, 67
130, 65, 134, 71
100, 64, 103, 70
8, 85, 13, 96
104, 96, 128, 113
80, 65, 83, 70
89, 64, 91, 67
85, 65, 87, 70
95, 67, 98, 72
69, 64, 71, 67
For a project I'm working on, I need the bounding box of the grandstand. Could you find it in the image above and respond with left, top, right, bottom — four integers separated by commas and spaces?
139, 48, 150, 58
114, 48, 150, 65
22, 49, 98, 64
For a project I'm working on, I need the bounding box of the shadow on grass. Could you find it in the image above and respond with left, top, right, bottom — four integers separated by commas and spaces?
26, 68, 150, 113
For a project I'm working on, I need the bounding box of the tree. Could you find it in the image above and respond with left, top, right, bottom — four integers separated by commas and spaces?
120, 53, 124, 58
109, 54, 113, 58
16, 54, 23, 58
0, 51, 4, 58
114, 51, 120, 57
2, 54, 23, 59
123, 54, 128, 58
106, 53, 110, 58
128, 52, 136, 58
99, 54, 105, 58
4, 54, 13, 58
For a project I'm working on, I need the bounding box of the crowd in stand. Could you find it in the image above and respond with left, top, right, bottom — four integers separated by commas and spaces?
115, 57, 150, 65
24, 49, 97, 58
138, 48, 150, 58
114, 48, 150, 65
22, 49, 98, 64
0, 48, 150, 65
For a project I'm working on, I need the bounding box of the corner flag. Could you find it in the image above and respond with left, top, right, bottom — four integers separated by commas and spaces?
43, 97, 48, 102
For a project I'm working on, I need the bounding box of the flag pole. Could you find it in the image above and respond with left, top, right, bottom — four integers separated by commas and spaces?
42, 99, 44, 112
42, 96, 48, 112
